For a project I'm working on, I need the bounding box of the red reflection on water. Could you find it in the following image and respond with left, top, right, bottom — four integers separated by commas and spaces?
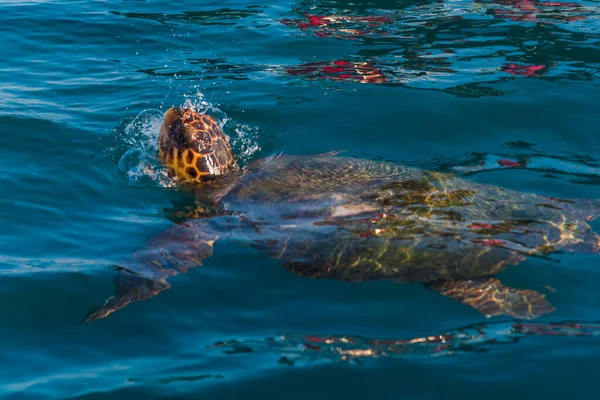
210, 321, 600, 363
280, 13, 394, 39
502, 63, 547, 76
286, 60, 386, 83
489, 0, 588, 22
498, 159, 524, 167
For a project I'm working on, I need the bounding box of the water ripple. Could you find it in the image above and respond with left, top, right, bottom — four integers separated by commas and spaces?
2, 0, 600, 398
210, 320, 600, 365
110, 6, 267, 27
278, 0, 600, 93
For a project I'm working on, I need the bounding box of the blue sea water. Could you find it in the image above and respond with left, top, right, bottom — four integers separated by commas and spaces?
2, 0, 600, 398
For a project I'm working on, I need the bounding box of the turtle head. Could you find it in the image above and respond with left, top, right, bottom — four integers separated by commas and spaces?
158, 107, 236, 183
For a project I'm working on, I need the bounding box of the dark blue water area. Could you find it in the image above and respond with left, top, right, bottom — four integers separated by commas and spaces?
2, 0, 600, 398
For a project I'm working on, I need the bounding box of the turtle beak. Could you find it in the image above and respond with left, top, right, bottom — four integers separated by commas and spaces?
163, 107, 183, 130
158, 107, 185, 163
160, 107, 184, 143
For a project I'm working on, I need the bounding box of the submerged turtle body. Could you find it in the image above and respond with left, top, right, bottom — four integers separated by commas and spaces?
87, 108, 600, 321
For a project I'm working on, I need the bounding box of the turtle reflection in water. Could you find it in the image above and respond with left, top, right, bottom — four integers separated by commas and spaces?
88, 107, 600, 321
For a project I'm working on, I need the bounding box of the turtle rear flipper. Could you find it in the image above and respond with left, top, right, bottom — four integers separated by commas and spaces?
427, 278, 555, 319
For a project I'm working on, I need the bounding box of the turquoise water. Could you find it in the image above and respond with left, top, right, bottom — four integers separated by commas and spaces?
2, 0, 600, 397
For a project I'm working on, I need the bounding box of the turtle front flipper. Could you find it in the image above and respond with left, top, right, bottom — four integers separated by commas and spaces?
427, 278, 555, 319
86, 220, 220, 322
85, 272, 172, 322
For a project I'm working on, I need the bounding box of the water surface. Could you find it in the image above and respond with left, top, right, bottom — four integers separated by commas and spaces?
2, 0, 600, 398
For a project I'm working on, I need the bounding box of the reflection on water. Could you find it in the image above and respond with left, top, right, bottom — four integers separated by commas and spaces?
280, 14, 396, 39
210, 320, 600, 365
282, 0, 599, 93
111, 0, 600, 96
452, 151, 600, 185
286, 60, 387, 83
484, 0, 591, 23
389, 143, 600, 185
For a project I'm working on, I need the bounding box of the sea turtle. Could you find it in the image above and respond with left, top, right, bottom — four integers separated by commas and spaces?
88, 107, 600, 321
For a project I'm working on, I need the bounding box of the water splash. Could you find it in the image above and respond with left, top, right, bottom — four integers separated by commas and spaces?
180, 92, 263, 166
230, 123, 262, 164
111, 93, 261, 188
114, 108, 175, 188
180, 92, 229, 128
